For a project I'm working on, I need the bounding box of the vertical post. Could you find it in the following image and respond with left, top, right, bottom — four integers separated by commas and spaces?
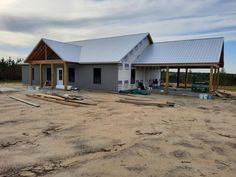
64, 62, 68, 90
40, 64, 43, 88
29, 63, 32, 86
209, 66, 213, 92
216, 68, 220, 90
213, 68, 217, 91
184, 68, 188, 88
177, 68, 180, 88
51, 63, 54, 89
165, 67, 169, 93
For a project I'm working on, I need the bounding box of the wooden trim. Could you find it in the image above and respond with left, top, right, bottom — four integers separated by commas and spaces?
64, 62, 68, 90
165, 67, 169, 93
216, 68, 220, 90
133, 63, 220, 68
29, 64, 32, 86
29, 60, 64, 64
51, 63, 54, 89
209, 66, 213, 91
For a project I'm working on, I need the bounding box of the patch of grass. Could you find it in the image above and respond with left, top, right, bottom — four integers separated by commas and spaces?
218, 85, 236, 91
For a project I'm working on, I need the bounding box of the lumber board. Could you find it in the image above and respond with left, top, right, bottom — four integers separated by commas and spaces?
26, 94, 81, 107
34, 93, 65, 100
10, 96, 40, 107
117, 99, 168, 107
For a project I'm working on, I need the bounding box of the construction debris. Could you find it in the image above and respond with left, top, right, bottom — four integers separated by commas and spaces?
26, 93, 97, 107
117, 96, 175, 107
215, 90, 236, 100
9, 96, 40, 107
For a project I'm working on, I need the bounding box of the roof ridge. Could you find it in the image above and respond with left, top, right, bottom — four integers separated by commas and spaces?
155, 37, 224, 44
42, 38, 81, 47
67, 32, 149, 43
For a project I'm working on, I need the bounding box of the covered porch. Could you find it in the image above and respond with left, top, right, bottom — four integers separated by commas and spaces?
24, 38, 80, 90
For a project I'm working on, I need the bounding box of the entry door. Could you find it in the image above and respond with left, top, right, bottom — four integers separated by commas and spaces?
57, 68, 63, 85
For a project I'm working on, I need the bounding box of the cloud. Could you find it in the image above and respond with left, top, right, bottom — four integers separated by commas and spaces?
0, 0, 235, 62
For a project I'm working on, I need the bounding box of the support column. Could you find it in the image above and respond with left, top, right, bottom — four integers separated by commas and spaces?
40, 64, 43, 88
209, 66, 213, 92
51, 63, 54, 89
29, 63, 32, 86
213, 68, 217, 91
216, 68, 220, 90
184, 68, 188, 88
165, 67, 169, 93
177, 68, 180, 88
64, 62, 68, 90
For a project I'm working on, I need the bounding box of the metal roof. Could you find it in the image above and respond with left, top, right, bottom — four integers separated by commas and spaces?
67, 33, 149, 63
134, 37, 224, 65
42, 38, 81, 63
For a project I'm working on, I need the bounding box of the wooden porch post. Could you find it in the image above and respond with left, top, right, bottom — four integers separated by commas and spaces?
29, 63, 32, 86
40, 64, 43, 88
184, 68, 188, 88
51, 63, 54, 89
216, 68, 220, 90
213, 68, 217, 91
177, 68, 180, 88
209, 66, 213, 92
64, 62, 68, 90
165, 67, 169, 93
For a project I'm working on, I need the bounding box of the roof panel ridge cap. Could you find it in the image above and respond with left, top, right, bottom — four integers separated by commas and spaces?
66, 32, 149, 43
155, 37, 224, 44
42, 38, 82, 47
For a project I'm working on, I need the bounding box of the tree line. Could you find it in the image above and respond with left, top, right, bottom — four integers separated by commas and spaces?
162, 69, 236, 86
0, 57, 23, 81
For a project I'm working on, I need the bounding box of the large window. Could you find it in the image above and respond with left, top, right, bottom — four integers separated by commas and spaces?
93, 68, 101, 84
47, 68, 51, 81
131, 69, 135, 84
69, 68, 75, 82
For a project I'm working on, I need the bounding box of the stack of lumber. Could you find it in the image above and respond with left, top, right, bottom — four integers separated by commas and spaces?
117, 96, 175, 107
26, 93, 97, 107
215, 90, 236, 99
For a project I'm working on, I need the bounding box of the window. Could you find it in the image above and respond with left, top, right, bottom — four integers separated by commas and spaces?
124, 80, 129, 84
118, 80, 122, 85
131, 69, 135, 84
69, 68, 75, 82
47, 68, 51, 81
59, 69, 63, 80
124, 64, 129, 70
32, 68, 34, 80
118, 63, 123, 70
93, 68, 101, 84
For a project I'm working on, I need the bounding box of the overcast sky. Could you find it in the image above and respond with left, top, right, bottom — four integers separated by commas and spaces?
0, 0, 235, 73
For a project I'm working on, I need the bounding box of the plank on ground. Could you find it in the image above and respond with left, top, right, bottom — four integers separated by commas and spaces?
9, 96, 40, 107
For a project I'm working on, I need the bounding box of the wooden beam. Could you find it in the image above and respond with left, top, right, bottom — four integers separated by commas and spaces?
29, 63, 32, 86
184, 68, 188, 88
9, 96, 40, 107
165, 67, 169, 93
216, 68, 220, 90
209, 66, 213, 91
29, 60, 64, 64
213, 68, 217, 91
40, 64, 43, 88
177, 68, 180, 88
51, 63, 54, 89
64, 62, 68, 90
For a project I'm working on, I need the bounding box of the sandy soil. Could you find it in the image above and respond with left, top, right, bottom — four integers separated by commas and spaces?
0, 83, 236, 177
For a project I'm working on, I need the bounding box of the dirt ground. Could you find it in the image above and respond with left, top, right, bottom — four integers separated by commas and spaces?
0, 83, 236, 177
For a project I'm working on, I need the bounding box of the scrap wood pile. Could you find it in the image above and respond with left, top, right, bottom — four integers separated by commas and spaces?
214, 90, 236, 100
26, 93, 97, 107
117, 95, 175, 107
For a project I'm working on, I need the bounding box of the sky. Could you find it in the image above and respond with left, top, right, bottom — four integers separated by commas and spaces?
0, 0, 235, 73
